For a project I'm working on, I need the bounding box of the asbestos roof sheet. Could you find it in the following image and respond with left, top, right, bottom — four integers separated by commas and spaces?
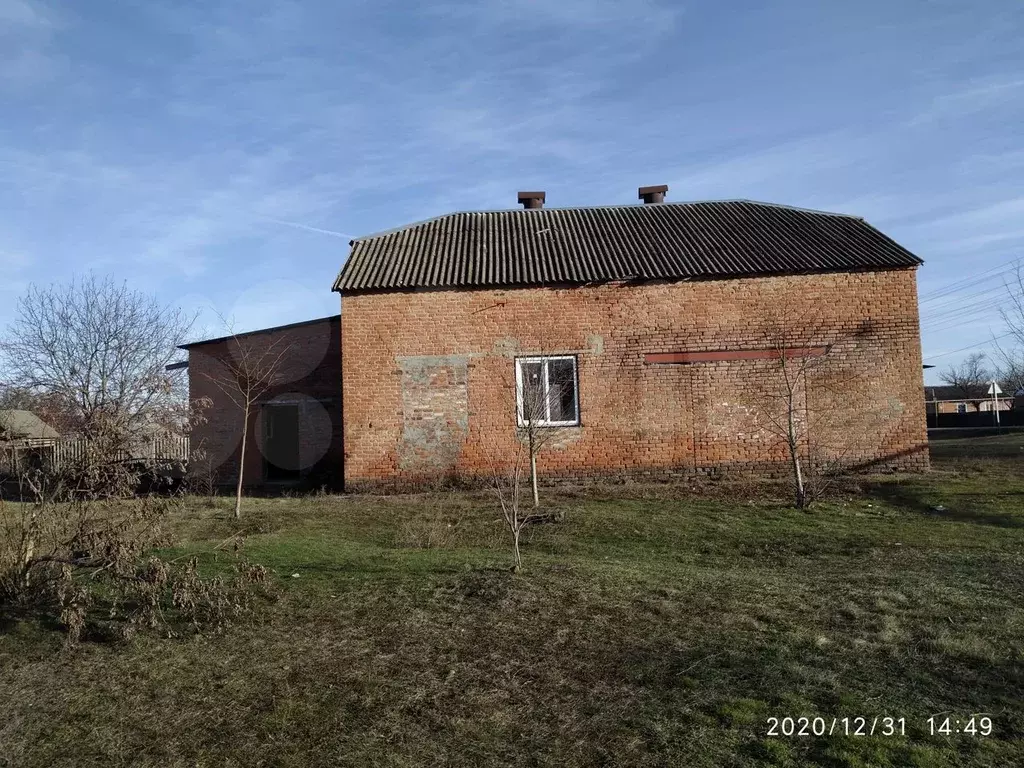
332, 200, 922, 293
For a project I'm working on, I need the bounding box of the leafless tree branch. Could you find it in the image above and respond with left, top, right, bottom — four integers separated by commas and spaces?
197, 316, 293, 519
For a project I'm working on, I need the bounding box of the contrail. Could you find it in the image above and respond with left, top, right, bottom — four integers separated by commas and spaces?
263, 217, 354, 240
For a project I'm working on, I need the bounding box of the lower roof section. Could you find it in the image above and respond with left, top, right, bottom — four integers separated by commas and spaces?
179, 314, 340, 350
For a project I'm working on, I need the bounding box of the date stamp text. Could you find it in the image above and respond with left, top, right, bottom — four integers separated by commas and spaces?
765, 715, 993, 738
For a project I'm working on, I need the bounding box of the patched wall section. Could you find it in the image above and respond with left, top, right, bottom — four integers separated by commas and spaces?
397, 356, 469, 472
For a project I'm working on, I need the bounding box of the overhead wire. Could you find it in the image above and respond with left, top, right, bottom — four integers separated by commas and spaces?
922, 332, 1015, 361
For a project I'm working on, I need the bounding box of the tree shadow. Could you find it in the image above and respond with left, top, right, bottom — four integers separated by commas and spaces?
866, 480, 1024, 529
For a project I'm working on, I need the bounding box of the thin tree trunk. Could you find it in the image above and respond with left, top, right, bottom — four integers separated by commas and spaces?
530, 453, 539, 509
235, 404, 248, 520
788, 398, 806, 509
21, 535, 35, 589
792, 450, 805, 509
512, 526, 522, 573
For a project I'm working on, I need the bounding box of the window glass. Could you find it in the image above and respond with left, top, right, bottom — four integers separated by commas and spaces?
520, 361, 545, 422
547, 358, 577, 423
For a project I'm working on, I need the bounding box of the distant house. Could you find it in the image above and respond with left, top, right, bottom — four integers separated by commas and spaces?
0, 410, 61, 445
0, 410, 61, 477
924, 385, 1011, 415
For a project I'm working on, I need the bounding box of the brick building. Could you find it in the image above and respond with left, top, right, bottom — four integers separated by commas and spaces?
334, 189, 929, 490
183, 315, 343, 488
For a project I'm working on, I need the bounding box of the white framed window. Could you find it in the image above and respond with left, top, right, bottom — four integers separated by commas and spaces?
515, 355, 580, 427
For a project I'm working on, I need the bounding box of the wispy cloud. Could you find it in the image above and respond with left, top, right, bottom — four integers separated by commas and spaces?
0, 0, 60, 87
0, 0, 1022, 369
0, 0, 51, 27
909, 76, 1024, 126
261, 218, 353, 240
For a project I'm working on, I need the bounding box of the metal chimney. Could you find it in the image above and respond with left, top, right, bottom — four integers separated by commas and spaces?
518, 191, 546, 210
639, 184, 668, 204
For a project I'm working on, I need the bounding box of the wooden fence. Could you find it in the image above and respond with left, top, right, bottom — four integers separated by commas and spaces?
1, 436, 190, 474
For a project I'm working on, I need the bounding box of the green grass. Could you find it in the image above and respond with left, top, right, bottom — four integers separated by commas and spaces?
2, 447, 1024, 767
928, 430, 1024, 460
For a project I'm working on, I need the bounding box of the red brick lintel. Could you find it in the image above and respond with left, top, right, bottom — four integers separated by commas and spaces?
645, 347, 830, 364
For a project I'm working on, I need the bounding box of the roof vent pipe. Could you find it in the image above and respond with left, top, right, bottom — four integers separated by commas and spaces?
639, 184, 668, 204
518, 191, 545, 210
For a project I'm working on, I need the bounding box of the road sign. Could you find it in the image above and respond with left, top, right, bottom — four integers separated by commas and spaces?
988, 381, 1003, 395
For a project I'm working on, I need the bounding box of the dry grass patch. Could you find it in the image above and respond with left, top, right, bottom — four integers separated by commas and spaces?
2, 445, 1024, 766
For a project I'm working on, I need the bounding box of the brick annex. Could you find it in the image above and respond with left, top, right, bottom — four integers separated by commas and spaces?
184, 187, 929, 490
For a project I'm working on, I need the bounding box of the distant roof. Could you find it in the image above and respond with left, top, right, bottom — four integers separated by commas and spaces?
924, 385, 1002, 401
0, 410, 61, 440
332, 199, 923, 293
180, 315, 340, 350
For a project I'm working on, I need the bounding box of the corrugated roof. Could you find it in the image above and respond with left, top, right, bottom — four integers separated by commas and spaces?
332, 200, 922, 293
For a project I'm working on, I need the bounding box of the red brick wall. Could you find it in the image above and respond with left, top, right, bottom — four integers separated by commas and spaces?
187, 316, 343, 488
340, 270, 928, 489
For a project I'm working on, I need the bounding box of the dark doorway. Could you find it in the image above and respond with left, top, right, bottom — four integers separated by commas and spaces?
263, 404, 301, 482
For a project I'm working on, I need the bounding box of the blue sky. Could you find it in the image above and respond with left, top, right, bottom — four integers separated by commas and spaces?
1, 0, 1021, 381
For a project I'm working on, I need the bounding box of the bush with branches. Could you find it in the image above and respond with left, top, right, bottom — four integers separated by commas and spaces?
0, 413, 272, 646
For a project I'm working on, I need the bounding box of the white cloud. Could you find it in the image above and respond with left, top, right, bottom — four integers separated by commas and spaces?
898, 197, 1024, 257
910, 76, 1024, 125
663, 132, 873, 204
0, 0, 51, 27
0, 0, 59, 87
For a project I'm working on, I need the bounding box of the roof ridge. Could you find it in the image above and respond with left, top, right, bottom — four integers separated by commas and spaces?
351, 199, 859, 243
180, 314, 341, 350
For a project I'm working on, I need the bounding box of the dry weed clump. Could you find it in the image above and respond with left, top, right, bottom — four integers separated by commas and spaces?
1, 418, 274, 647
395, 495, 465, 549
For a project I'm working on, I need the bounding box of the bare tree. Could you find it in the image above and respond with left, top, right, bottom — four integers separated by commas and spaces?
488, 428, 535, 573
939, 352, 991, 409
743, 310, 878, 509
486, 357, 575, 571
994, 265, 1024, 398
516, 358, 576, 508
991, 345, 1024, 398
198, 322, 291, 519
0, 275, 194, 438
748, 323, 823, 509
1000, 263, 1024, 344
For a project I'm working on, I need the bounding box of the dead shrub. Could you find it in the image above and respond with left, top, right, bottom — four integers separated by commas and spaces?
0, 416, 275, 647
395, 497, 464, 549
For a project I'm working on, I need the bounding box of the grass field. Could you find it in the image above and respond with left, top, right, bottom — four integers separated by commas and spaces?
2, 445, 1023, 767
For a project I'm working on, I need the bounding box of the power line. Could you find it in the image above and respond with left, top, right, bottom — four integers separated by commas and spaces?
924, 314, 997, 336
919, 271, 1023, 333
922, 332, 1015, 361
919, 257, 1021, 302
922, 303, 1007, 333
921, 282, 1008, 315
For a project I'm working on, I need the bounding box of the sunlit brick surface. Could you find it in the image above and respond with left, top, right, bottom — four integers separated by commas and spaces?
341, 270, 928, 489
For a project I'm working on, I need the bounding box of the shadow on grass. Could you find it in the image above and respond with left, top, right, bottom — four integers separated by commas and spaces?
612, 631, 1024, 765
0, 604, 65, 637
866, 479, 1024, 529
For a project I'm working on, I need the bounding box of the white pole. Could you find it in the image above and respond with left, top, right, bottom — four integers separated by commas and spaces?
992, 381, 1001, 428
